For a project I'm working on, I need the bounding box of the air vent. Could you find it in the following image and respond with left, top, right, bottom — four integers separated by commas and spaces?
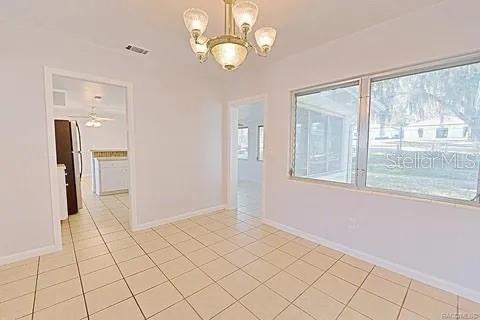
125, 44, 149, 55
53, 90, 67, 107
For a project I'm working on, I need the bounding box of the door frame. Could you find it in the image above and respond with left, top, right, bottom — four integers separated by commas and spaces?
44, 67, 138, 249
226, 94, 268, 218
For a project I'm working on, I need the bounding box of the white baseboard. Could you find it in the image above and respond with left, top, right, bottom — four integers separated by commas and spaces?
131, 204, 226, 231
263, 218, 480, 303
0, 243, 61, 267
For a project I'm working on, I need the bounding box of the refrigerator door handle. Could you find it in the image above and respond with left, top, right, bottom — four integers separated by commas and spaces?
75, 121, 83, 178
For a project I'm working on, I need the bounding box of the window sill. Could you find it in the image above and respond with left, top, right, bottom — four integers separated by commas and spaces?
288, 175, 480, 211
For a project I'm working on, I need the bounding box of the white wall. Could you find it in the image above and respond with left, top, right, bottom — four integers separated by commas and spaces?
224, 0, 480, 300
0, 21, 224, 262
238, 103, 264, 184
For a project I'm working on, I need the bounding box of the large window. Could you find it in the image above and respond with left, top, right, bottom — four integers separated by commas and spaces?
257, 125, 264, 161
238, 127, 249, 160
367, 62, 480, 200
293, 82, 360, 184
292, 58, 480, 203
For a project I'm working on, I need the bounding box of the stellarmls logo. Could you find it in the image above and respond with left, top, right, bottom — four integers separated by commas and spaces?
385, 152, 479, 170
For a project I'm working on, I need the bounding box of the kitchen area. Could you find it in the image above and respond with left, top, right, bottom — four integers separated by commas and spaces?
52, 75, 129, 218
91, 149, 129, 196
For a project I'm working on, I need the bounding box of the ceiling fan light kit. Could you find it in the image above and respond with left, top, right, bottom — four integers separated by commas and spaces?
85, 119, 103, 128
183, 0, 277, 71
69, 96, 114, 128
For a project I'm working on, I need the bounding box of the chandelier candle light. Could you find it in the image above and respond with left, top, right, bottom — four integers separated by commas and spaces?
183, 0, 277, 71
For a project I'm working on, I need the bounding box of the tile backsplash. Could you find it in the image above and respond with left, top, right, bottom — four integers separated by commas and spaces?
92, 150, 127, 158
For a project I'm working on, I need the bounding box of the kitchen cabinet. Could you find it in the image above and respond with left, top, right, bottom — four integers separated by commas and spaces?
57, 164, 68, 220
94, 158, 128, 195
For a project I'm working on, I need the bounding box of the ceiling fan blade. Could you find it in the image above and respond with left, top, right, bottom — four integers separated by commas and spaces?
67, 115, 91, 118
95, 117, 114, 121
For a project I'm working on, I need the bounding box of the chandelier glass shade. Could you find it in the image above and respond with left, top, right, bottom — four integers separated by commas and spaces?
232, 1, 258, 33
183, 8, 209, 38
255, 27, 277, 53
210, 39, 248, 71
183, 0, 277, 71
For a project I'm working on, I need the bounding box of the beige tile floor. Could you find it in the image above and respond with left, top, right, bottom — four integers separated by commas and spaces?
1, 187, 479, 319
237, 180, 262, 217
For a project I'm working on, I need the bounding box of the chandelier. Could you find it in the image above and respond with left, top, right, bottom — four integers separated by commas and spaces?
183, 0, 277, 71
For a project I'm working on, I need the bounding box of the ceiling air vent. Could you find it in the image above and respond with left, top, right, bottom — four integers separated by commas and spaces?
53, 90, 67, 107
125, 44, 149, 55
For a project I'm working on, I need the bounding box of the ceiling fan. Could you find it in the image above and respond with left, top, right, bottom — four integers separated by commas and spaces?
70, 96, 114, 128
70, 106, 114, 128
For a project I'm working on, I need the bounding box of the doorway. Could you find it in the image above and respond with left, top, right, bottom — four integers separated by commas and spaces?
44, 68, 137, 248
227, 96, 266, 218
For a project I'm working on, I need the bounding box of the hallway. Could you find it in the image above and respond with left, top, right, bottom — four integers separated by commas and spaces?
237, 180, 262, 217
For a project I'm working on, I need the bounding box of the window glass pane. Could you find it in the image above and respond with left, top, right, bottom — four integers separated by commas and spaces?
257, 125, 264, 161
367, 62, 480, 200
238, 127, 249, 159
294, 83, 360, 183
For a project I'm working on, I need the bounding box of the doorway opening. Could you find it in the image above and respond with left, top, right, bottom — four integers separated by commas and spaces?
228, 96, 266, 218
45, 68, 137, 248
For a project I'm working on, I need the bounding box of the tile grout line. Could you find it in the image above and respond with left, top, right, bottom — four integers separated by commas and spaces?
4, 188, 466, 320
130, 210, 225, 319
98, 193, 206, 320
82, 198, 148, 320
181, 214, 284, 320
29, 256, 41, 319
0, 230, 281, 308
0, 258, 39, 273
1, 217, 251, 289
0, 212, 373, 320
38, 210, 412, 320
148, 211, 352, 320
270, 247, 346, 320
66, 215, 91, 319
0, 263, 49, 288
149, 220, 231, 319
160, 221, 325, 320
395, 279, 413, 320
22, 220, 89, 318
333, 263, 375, 320
405, 286, 459, 309
146, 211, 274, 319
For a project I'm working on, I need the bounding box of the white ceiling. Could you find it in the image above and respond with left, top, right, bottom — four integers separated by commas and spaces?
1, 0, 443, 69
52, 75, 126, 117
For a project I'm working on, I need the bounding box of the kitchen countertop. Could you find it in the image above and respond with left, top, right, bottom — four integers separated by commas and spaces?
95, 157, 128, 161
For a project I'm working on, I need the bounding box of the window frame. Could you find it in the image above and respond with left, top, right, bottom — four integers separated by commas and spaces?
289, 53, 480, 207
290, 78, 362, 181
237, 126, 249, 160
257, 125, 264, 161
